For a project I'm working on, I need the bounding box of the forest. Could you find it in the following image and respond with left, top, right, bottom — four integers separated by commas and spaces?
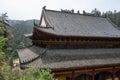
0, 13, 55, 80
0, 8, 120, 79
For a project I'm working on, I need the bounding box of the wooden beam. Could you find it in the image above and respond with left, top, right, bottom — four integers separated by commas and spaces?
54, 71, 71, 75
75, 69, 92, 73
95, 67, 113, 71
33, 39, 120, 46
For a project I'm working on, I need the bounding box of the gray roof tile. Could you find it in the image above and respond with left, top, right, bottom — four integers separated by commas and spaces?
39, 10, 120, 37
17, 46, 120, 69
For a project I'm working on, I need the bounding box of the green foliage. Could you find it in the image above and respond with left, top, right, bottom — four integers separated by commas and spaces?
20, 68, 55, 80
0, 36, 6, 51
0, 23, 6, 36
0, 36, 6, 61
18, 42, 25, 48
6, 29, 13, 40
0, 52, 4, 62
0, 73, 5, 80
2, 64, 12, 80
39, 69, 55, 80
1, 66, 55, 80
0, 23, 13, 40
0, 22, 14, 80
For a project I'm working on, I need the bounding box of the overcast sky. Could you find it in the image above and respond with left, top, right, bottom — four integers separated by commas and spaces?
0, 0, 120, 20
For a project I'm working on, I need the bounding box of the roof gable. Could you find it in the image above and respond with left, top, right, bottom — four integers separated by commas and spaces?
40, 16, 47, 27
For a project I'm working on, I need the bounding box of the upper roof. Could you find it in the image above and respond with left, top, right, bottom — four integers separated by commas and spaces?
18, 46, 120, 69
38, 8, 120, 38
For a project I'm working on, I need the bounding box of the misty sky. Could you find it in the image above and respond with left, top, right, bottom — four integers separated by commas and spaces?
0, 0, 120, 20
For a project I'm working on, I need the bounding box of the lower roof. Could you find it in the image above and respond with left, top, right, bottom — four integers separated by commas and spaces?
17, 46, 120, 69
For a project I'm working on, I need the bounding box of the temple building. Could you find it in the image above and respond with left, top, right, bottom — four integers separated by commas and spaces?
17, 6, 120, 80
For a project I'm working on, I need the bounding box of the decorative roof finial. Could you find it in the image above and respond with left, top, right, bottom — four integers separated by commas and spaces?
83, 10, 86, 14
72, 9, 74, 13
43, 6, 46, 10
77, 10, 80, 14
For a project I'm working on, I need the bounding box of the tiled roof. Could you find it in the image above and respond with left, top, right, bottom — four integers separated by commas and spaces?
38, 9, 120, 38
17, 46, 120, 69
17, 46, 45, 63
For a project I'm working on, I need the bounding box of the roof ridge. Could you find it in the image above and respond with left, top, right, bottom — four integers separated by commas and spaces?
44, 9, 106, 18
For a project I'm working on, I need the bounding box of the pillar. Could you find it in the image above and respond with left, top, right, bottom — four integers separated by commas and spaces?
72, 70, 75, 80
112, 67, 115, 80
92, 69, 95, 80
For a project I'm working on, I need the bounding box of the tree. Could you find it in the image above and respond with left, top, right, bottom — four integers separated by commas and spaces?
2, 67, 55, 80
0, 22, 55, 80
20, 68, 55, 80
0, 23, 8, 64
0, 13, 9, 26
0, 36, 6, 62
0, 24, 8, 80
0, 23, 6, 36
18, 42, 25, 48
91, 8, 101, 17
0, 14, 13, 79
